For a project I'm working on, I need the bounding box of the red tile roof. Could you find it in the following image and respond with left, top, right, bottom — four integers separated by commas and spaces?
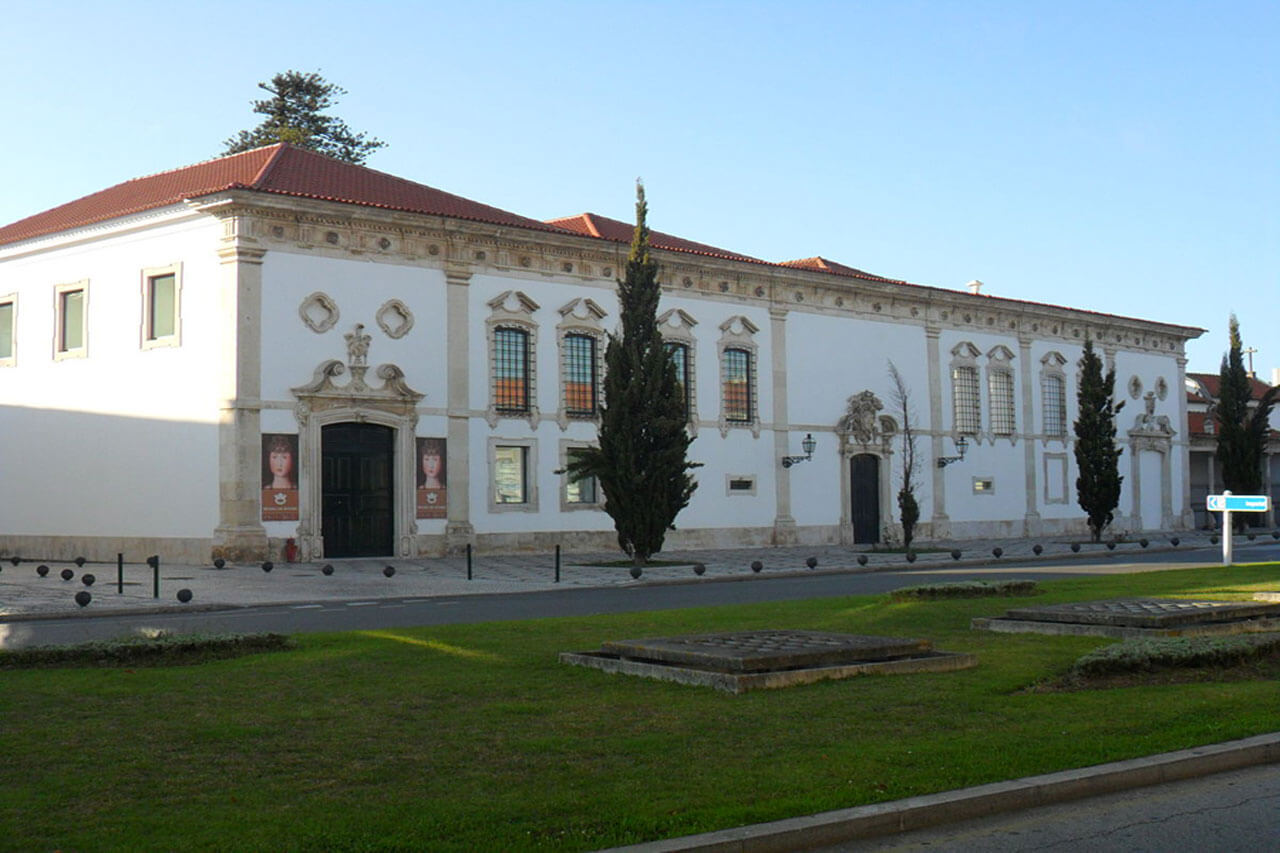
778, 256, 907, 285
0, 144, 562, 247
1186, 372, 1276, 400
545, 213, 767, 265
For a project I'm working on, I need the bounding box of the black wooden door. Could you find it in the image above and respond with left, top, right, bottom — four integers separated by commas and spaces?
322, 423, 394, 557
850, 454, 880, 544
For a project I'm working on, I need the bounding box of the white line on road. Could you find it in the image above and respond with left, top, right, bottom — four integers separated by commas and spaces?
291, 604, 323, 609
346, 601, 378, 607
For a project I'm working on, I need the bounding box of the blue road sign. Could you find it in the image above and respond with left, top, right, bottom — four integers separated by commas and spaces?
1206, 494, 1270, 513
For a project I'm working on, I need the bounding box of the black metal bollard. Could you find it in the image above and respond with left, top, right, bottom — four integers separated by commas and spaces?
117, 553, 123, 594
466, 543, 473, 581
147, 555, 160, 599
555, 545, 561, 583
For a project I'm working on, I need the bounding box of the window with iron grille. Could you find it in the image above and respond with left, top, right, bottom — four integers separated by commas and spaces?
952, 365, 980, 434
1042, 373, 1067, 437
493, 327, 530, 412
562, 333, 597, 416
723, 347, 753, 423
666, 341, 691, 419
988, 369, 1015, 435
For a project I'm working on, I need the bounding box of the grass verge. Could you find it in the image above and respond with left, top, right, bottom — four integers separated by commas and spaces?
2, 563, 1278, 852
0, 632, 291, 669
891, 579, 1038, 600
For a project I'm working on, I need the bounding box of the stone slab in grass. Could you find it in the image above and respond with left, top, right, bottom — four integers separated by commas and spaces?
974, 597, 1280, 639
563, 630, 976, 693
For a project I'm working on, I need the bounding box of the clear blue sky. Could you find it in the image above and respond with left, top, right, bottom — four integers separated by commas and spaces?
4, 1, 1276, 379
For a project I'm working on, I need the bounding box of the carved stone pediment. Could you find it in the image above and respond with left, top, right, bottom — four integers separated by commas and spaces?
836, 391, 884, 444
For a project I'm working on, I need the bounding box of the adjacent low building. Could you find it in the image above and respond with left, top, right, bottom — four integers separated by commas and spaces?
1185, 371, 1280, 528
0, 144, 1204, 562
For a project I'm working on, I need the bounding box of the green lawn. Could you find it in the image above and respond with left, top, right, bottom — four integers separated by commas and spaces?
4, 564, 1279, 852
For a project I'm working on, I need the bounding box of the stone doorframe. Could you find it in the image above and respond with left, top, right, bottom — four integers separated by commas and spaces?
291, 354, 424, 561
1127, 392, 1177, 531
835, 391, 898, 546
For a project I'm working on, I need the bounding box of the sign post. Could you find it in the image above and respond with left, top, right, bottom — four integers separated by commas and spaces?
1206, 491, 1271, 566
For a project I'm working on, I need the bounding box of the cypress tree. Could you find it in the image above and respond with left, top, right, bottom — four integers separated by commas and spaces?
1074, 338, 1125, 542
1215, 315, 1277, 528
566, 184, 699, 566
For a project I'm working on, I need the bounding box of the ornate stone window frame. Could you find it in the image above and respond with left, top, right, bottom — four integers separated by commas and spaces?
290, 352, 425, 562
1039, 351, 1069, 442
140, 262, 182, 350
0, 292, 16, 367
559, 439, 602, 512
555, 297, 607, 429
949, 341, 982, 437
986, 344, 1017, 439
375, 298, 414, 339
718, 315, 760, 437
486, 290, 540, 429
53, 280, 89, 361
299, 291, 340, 334
658, 308, 698, 434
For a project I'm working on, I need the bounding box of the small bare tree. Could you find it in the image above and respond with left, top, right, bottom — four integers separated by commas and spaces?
888, 361, 921, 550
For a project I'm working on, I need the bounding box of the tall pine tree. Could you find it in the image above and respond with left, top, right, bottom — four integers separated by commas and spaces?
223, 70, 386, 164
566, 184, 698, 566
1215, 315, 1277, 528
1074, 337, 1125, 542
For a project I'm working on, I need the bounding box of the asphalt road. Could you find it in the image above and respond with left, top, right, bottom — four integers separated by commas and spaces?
826, 761, 1280, 852
4, 542, 1277, 648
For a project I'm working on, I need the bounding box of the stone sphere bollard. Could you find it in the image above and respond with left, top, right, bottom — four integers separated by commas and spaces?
805, 556, 818, 569
629, 566, 642, 579
1273, 530, 1279, 540
951, 549, 962, 560
1247, 533, 1256, 541
61, 568, 75, 581
1032, 544, 1043, 556
1106, 541, 1117, 550
857, 554, 868, 566
1170, 537, 1180, 546
905, 551, 916, 563
1071, 543, 1081, 553
8, 556, 20, 566
383, 565, 396, 577
177, 588, 193, 603
1139, 538, 1149, 548
82, 573, 96, 587
322, 564, 335, 575
261, 561, 274, 573
750, 560, 763, 573
693, 563, 706, 576
1211, 535, 1219, 544
74, 556, 87, 567
213, 558, 226, 569
37, 564, 50, 577
74, 591, 91, 607
992, 547, 1003, 558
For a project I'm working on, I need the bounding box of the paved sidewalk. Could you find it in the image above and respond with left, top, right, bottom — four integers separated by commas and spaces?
1, 529, 1273, 621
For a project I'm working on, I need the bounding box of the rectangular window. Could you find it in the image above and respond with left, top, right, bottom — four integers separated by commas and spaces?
666, 342, 691, 419
1042, 374, 1067, 437
564, 447, 598, 505
147, 273, 177, 340
988, 370, 1015, 435
56, 285, 86, 357
493, 445, 528, 504
952, 365, 980, 434
0, 299, 13, 362
723, 347, 752, 423
562, 333, 598, 416
493, 328, 530, 412
972, 477, 995, 494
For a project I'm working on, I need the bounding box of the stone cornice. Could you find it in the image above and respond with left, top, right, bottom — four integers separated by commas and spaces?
187, 190, 1203, 358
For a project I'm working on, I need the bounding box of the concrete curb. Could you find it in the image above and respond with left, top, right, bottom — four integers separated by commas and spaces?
603, 732, 1280, 852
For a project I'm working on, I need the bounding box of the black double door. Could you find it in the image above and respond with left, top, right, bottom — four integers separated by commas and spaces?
322, 423, 394, 557
850, 454, 880, 544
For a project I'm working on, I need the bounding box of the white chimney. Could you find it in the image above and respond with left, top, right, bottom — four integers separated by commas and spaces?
967, 280, 984, 296
1271, 367, 1280, 387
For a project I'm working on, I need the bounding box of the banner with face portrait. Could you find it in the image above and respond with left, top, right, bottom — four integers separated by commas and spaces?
415, 436, 447, 519
261, 433, 300, 521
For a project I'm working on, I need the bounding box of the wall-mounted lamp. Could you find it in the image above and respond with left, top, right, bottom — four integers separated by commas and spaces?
782, 433, 817, 468
936, 435, 969, 468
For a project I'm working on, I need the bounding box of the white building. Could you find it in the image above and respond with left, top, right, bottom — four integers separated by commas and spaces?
0, 145, 1203, 563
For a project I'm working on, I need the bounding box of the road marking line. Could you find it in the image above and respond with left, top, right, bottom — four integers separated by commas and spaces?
291, 604, 323, 609
346, 601, 378, 607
